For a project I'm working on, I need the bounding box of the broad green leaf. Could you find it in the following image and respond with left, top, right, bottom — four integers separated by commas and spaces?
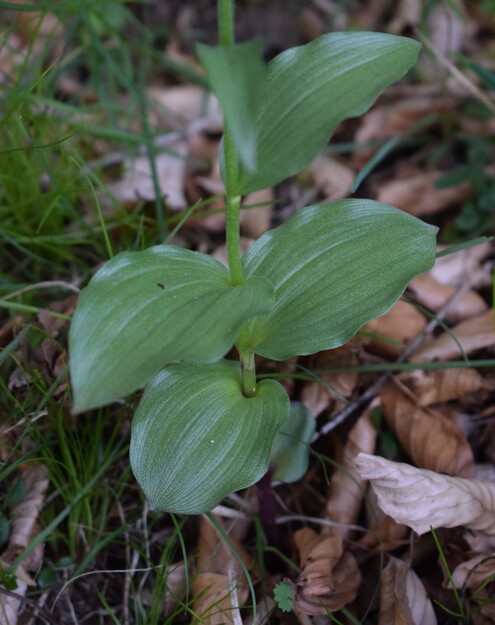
69, 245, 274, 413
130, 361, 290, 514
197, 40, 263, 174
270, 402, 315, 483
239, 199, 438, 360
237, 32, 421, 194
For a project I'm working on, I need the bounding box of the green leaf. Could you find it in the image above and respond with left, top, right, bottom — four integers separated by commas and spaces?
69, 245, 274, 413
197, 40, 263, 174
130, 361, 289, 514
274, 581, 294, 613
237, 32, 421, 194
239, 199, 438, 360
270, 402, 315, 483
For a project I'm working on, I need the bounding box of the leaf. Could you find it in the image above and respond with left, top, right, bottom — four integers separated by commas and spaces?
380, 381, 474, 477
274, 581, 294, 613
355, 453, 495, 536
237, 32, 421, 194
293, 528, 361, 615
69, 245, 274, 413
130, 360, 289, 514
239, 199, 437, 360
379, 557, 437, 625
270, 402, 315, 483
197, 40, 263, 174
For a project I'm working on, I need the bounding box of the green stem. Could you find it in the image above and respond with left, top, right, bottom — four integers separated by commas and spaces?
218, 0, 234, 47
240, 350, 257, 398
218, 0, 244, 287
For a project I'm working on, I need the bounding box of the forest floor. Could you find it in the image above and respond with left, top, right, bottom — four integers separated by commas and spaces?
1, 1, 495, 624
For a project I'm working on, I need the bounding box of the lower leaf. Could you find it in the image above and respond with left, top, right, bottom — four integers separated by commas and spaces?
130, 360, 290, 514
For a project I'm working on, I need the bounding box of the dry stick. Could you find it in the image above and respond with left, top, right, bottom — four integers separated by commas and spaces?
314, 275, 481, 440
415, 30, 495, 116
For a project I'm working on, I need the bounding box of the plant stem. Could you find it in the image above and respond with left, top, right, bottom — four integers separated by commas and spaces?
218, 0, 245, 287
218, 0, 235, 47
240, 349, 257, 397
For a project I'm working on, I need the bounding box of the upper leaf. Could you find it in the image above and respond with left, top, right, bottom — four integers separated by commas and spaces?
237, 32, 421, 194
239, 199, 438, 360
130, 360, 290, 514
197, 40, 263, 175
69, 245, 274, 412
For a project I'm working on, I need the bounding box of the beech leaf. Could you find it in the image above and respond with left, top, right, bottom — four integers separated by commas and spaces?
69, 245, 274, 412
239, 199, 437, 360
238, 32, 421, 193
130, 361, 289, 514
355, 453, 495, 536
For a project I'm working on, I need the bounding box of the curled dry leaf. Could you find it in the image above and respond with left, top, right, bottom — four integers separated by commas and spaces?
192, 571, 247, 625
412, 309, 495, 362
363, 299, 427, 358
306, 154, 354, 200
376, 170, 471, 218
451, 553, 495, 590
402, 367, 486, 406
8, 463, 49, 554
380, 382, 474, 477
379, 556, 437, 625
355, 453, 495, 536
429, 242, 493, 288
107, 147, 188, 210
300, 345, 359, 417
324, 407, 377, 539
293, 528, 361, 615
409, 273, 487, 324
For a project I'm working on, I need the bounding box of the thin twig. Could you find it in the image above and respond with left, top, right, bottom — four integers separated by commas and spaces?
314, 275, 481, 440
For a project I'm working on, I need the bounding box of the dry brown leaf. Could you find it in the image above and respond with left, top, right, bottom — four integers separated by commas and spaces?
376, 170, 472, 217
147, 85, 221, 131
300, 345, 359, 416
240, 188, 273, 239
192, 571, 247, 625
379, 556, 437, 625
409, 273, 487, 324
324, 407, 377, 539
451, 553, 495, 590
354, 98, 452, 168
363, 300, 427, 358
8, 463, 49, 554
196, 515, 252, 578
306, 154, 354, 200
380, 382, 474, 477
107, 147, 188, 210
293, 529, 361, 615
358, 515, 410, 551
412, 309, 495, 362
355, 453, 495, 536
429, 242, 493, 288
402, 367, 486, 406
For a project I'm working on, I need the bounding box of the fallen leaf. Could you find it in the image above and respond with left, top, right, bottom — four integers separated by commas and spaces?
355, 453, 495, 536
376, 170, 472, 217
293, 528, 361, 614
412, 309, 495, 362
402, 367, 486, 406
192, 570, 247, 625
429, 242, 493, 288
451, 553, 495, 590
324, 407, 377, 539
363, 299, 427, 358
147, 85, 221, 131
240, 188, 273, 239
379, 556, 437, 625
107, 146, 188, 210
381, 382, 474, 476
306, 154, 354, 200
409, 273, 487, 324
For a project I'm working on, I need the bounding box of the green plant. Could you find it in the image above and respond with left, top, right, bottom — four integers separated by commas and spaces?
69, 0, 438, 515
